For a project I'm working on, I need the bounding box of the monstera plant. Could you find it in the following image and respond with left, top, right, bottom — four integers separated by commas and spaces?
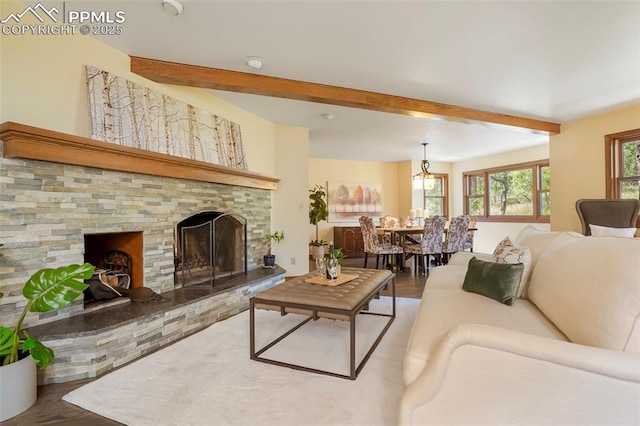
0, 262, 95, 368
0, 258, 95, 421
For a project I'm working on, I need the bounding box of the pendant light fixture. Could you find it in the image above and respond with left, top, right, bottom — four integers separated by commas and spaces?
413, 142, 436, 190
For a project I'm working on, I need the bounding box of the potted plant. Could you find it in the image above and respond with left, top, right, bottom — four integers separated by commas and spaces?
0, 261, 95, 421
331, 247, 345, 264
309, 184, 329, 260
331, 247, 345, 275
263, 231, 284, 267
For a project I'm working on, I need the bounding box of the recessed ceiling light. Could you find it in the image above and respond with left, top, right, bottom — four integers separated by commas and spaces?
246, 57, 264, 70
322, 113, 335, 120
162, 0, 183, 16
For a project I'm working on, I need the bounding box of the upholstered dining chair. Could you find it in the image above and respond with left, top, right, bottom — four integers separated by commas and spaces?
404, 215, 447, 275
380, 215, 400, 228
464, 216, 477, 252
359, 216, 404, 269
442, 215, 471, 264
575, 199, 640, 235
379, 215, 400, 244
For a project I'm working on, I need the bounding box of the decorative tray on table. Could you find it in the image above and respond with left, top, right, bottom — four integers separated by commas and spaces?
304, 274, 359, 287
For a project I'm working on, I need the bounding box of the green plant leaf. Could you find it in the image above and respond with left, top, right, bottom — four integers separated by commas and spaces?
0, 326, 16, 357
309, 184, 328, 226
24, 336, 54, 369
23, 263, 94, 313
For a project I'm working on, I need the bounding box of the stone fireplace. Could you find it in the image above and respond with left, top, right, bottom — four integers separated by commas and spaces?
0, 122, 280, 330
0, 122, 285, 384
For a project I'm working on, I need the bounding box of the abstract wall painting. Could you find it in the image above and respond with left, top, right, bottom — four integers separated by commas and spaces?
327, 181, 382, 223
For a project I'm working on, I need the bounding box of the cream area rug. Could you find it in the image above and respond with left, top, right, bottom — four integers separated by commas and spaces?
63, 297, 419, 426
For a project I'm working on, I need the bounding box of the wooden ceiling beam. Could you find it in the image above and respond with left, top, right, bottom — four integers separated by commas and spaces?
130, 56, 560, 135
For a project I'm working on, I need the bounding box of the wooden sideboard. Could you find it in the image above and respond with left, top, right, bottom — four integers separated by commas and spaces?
333, 226, 365, 258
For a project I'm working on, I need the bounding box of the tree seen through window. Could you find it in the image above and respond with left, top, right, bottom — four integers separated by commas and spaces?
463, 160, 549, 222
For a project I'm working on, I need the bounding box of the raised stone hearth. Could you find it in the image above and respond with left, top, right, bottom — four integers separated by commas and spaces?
27, 267, 285, 384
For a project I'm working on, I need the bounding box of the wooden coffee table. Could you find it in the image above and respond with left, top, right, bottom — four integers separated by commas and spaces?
249, 267, 396, 380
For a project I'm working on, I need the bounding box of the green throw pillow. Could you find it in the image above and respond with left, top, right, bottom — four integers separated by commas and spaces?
462, 257, 524, 306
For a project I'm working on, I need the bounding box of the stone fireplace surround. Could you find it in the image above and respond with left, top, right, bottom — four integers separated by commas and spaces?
0, 122, 284, 384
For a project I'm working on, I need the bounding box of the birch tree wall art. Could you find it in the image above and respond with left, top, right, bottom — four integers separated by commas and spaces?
86, 65, 248, 170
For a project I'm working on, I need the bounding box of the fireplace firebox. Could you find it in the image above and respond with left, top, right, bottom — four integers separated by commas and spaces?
175, 212, 247, 288
84, 231, 143, 288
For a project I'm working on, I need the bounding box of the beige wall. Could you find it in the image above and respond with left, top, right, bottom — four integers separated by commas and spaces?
308, 145, 552, 255
550, 103, 640, 233
308, 158, 399, 245
309, 105, 640, 255
273, 125, 309, 275
397, 161, 413, 219
6, 0, 634, 269
0, 0, 277, 176
0, 0, 310, 275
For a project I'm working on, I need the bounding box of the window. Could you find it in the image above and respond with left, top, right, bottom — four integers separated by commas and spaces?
539, 164, 551, 216
467, 174, 485, 216
463, 160, 550, 222
606, 129, 640, 200
421, 173, 448, 217
606, 128, 640, 226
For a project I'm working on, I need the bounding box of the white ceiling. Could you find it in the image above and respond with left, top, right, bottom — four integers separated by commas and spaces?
75, 0, 640, 163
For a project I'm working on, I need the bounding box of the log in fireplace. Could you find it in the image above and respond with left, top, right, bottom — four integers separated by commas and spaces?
175, 212, 247, 288
84, 231, 143, 288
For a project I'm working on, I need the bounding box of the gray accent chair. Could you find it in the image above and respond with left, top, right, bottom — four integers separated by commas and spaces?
575, 199, 640, 235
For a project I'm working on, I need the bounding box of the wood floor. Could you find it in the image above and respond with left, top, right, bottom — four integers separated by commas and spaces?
4, 257, 428, 425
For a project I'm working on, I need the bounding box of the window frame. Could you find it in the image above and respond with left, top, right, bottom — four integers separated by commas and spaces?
605, 128, 640, 227
421, 173, 449, 218
465, 173, 485, 217
463, 160, 550, 223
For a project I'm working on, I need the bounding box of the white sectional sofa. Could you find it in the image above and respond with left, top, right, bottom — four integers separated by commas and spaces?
399, 226, 640, 425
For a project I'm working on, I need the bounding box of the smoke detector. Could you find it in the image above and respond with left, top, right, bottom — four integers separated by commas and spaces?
162, 0, 183, 16
246, 57, 264, 70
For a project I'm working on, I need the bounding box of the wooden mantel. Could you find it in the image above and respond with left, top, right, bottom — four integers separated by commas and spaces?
0, 122, 279, 190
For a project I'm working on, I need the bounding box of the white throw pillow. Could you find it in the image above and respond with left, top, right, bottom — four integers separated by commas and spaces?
589, 224, 637, 237
514, 224, 545, 245
514, 230, 585, 299
527, 236, 640, 352
492, 236, 532, 298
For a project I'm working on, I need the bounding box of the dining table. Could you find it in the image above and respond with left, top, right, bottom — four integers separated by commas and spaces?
377, 226, 423, 244
376, 226, 478, 271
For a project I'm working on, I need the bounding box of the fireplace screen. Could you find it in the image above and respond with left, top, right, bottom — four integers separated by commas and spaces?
175, 212, 247, 288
